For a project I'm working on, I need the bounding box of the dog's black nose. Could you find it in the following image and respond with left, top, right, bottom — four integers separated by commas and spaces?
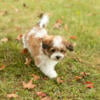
56, 56, 61, 60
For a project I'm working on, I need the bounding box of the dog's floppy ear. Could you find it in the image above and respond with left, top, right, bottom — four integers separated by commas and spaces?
42, 40, 51, 49
42, 36, 53, 49
64, 40, 74, 51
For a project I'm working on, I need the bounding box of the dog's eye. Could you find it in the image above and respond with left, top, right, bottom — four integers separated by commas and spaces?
50, 49, 56, 53
60, 49, 65, 53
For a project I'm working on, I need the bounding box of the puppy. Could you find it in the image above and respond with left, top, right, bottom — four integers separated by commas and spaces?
23, 14, 74, 78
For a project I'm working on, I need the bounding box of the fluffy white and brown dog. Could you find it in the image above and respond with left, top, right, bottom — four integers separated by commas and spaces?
22, 14, 74, 78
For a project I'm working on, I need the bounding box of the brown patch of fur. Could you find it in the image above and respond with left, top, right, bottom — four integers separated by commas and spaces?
42, 35, 54, 46
42, 35, 54, 56
27, 35, 42, 65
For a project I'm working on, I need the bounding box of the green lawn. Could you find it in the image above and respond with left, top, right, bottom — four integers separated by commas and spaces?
0, 0, 100, 100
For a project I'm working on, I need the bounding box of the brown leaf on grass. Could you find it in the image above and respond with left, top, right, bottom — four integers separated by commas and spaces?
32, 74, 40, 81
24, 58, 32, 65
72, 57, 83, 63
15, 26, 22, 31
23, 3, 28, 8
41, 96, 51, 100
53, 23, 61, 29
53, 19, 63, 29
43, 77, 48, 80
96, 29, 100, 35
61, 16, 64, 19
72, 42, 77, 48
0, 65, 6, 70
85, 81, 94, 88
16, 34, 23, 41
22, 79, 36, 89
70, 36, 77, 40
15, 8, 19, 13
80, 72, 90, 77
64, 24, 69, 32
86, 84, 94, 88
36, 92, 47, 97
21, 48, 28, 54
0, 37, 8, 43
57, 77, 64, 84
87, 13, 93, 16
0, 10, 8, 16
7, 93, 18, 98
75, 76, 82, 80
56, 19, 63, 24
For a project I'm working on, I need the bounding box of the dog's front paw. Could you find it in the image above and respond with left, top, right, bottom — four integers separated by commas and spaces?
48, 71, 58, 79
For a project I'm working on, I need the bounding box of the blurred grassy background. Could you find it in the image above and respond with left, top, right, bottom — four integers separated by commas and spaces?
0, 0, 100, 100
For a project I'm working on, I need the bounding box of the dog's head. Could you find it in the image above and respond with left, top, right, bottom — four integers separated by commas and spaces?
42, 35, 74, 61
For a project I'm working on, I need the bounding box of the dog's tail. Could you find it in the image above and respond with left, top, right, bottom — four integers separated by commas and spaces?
38, 13, 49, 28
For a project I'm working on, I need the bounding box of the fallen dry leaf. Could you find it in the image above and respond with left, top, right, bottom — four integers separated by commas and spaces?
85, 81, 94, 88
0, 65, 6, 70
0, 10, 8, 16
23, 3, 28, 8
21, 48, 28, 54
36, 91, 47, 97
23, 79, 36, 89
64, 24, 69, 32
75, 76, 82, 80
86, 84, 94, 88
24, 58, 32, 65
15, 26, 22, 31
80, 72, 90, 77
61, 16, 64, 19
73, 42, 77, 47
70, 36, 77, 40
85, 81, 94, 84
57, 77, 64, 84
0, 37, 8, 43
41, 96, 51, 100
43, 77, 48, 80
87, 13, 93, 16
7, 93, 18, 98
56, 19, 63, 24
53, 19, 63, 29
16, 34, 23, 41
96, 29, 100, 35
32, 74, 40, 81
53, 23, 61, 29
15, 8, 19, 13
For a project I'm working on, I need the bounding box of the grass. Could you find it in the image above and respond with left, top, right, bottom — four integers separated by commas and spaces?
0, 0, 100, 100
